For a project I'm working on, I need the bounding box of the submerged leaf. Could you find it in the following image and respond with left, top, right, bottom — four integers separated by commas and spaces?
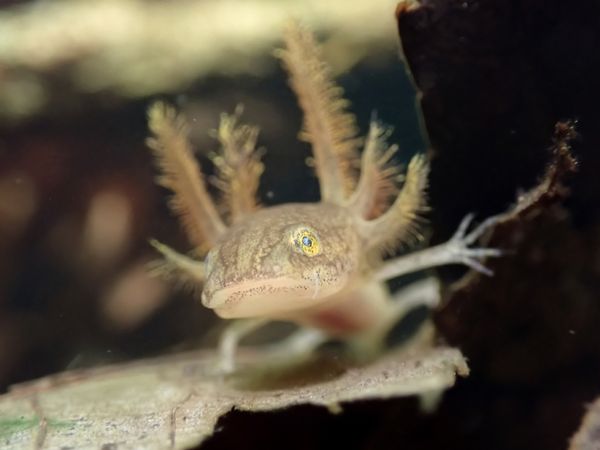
0, 343, 467, 450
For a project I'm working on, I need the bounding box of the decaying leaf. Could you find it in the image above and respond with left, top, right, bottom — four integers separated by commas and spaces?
569, 396, 600, 450
0, 333, 467, 450
436, 121, 581, 382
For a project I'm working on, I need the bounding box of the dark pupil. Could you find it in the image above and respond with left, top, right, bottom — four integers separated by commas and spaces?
302, 236, 312, 247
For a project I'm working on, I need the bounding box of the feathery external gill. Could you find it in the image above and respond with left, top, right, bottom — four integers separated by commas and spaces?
277, 21, 361, 204
360, 154, 429, 255
347, 120, 402, 220
211, 107, 265, 223
147, 102, 226, 252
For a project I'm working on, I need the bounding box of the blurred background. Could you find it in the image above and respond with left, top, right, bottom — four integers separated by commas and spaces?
2, 1, 600, 450
0, 0, 421, 390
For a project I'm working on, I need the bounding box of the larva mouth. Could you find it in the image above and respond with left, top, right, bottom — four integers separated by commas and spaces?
201, 274, 333, 319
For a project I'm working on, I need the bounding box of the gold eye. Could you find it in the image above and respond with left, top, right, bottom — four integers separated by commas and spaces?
291, 228, 321, 257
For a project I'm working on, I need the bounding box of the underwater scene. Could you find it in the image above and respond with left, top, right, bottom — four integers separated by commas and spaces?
0, 1, 599, 449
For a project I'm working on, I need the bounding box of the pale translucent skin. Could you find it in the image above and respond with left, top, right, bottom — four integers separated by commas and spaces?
147, 23, 503, 372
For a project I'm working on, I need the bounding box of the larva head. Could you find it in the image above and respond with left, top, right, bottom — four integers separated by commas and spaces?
201, 203, 363, 318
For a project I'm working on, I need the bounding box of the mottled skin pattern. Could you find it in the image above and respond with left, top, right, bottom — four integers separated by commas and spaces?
202, 203, 363, 323
147, 23, 503, 371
